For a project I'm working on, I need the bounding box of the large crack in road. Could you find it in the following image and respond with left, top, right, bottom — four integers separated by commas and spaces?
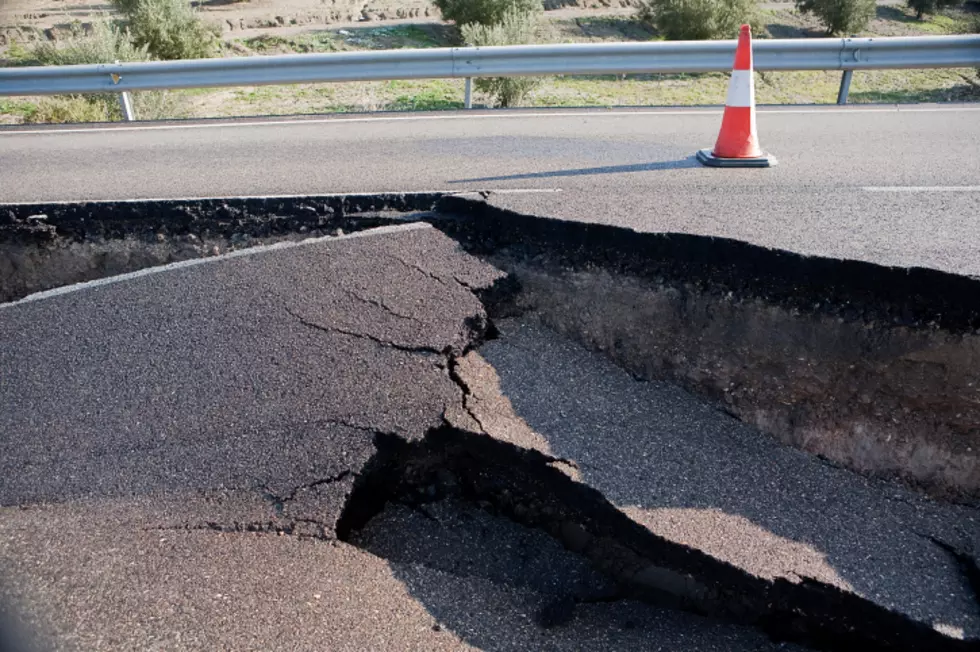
1, 193, 978, 650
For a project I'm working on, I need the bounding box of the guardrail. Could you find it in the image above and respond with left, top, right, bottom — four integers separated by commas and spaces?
1, 35, 978, 119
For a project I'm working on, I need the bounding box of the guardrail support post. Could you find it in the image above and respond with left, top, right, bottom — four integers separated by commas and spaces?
118, 91, 135, 121
464, 77, 473, 109
836, 70, 853, 105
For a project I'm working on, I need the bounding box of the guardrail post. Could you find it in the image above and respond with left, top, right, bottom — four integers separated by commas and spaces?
118, 91, 135, 121
464, 77, 473, 109
837, 70, 853, 105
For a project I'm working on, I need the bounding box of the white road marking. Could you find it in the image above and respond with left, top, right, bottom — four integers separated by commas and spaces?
862, 186, 980, 192
1, 106, 978, 137
481, 188, 563, 194
0, 222, 429, 308
0, 188, 561, 206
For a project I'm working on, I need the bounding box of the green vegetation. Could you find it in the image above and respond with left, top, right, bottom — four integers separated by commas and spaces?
27, 95, 119, 123
462, 9, 541, 107
905, 0, 962, 20
0, 98, 39, 123
242, 33, 339, 54
795, 0, 877, 35
389, 81, 464, 111
31, 20, 150, 66
637, 0, 758, 40
23, 20, 179, 123
434, 0, 542, 27
3, 2, 218, 123
110, 0, 220, 60
341, 24, 448, 48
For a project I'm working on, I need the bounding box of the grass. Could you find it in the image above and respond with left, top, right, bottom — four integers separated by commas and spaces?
0, 98, 39, 123
2, 7, 978, 123
162, 66, 977, 119
390, 83, 465, 111
240, 32, 340, 54
526, 68, 979, 107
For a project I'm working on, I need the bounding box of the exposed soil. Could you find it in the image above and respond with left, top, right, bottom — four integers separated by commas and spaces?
435, 195, 980, 500
0, 193, 441, 301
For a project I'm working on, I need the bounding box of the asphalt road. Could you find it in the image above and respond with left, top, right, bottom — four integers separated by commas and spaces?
2, 105, 980, 649
2, 105, 979, 273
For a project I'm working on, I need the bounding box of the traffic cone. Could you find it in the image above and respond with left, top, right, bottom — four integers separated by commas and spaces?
696, 25, 776, 168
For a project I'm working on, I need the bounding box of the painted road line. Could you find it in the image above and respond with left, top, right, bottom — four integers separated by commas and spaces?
1, 223, 430, 308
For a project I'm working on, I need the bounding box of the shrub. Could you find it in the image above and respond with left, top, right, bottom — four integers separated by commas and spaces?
637, 0, 757, 40
462, 9, 540, 107
906, 0, 962, 19
32, 20, 150, 66
435, 0, 542, 26
795, 0, 876, 35
111, 0, 220, 60
30, 21, 180, 123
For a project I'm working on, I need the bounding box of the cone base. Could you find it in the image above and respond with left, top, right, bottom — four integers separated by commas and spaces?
696, 149, 776, 168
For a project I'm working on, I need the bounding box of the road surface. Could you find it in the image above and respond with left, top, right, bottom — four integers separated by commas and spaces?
2, 106, 980, 650
2, 105, 979, 274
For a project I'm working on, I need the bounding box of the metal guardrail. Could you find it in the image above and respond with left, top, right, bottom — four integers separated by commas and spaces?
1, 35, 978, 118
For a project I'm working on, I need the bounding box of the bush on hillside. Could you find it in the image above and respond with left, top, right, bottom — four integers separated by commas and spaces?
31, 21, 179, 122
462, 9, 540, 107
435, 0, 542, 26
32, 20, 150, 66
906, 0, 963, 19
111, 0, 220, 60
637, 0, 756, 40
795, 0, 876, 35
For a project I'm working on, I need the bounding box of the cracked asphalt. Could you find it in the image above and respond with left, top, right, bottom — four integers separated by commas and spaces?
0, 222, 794, 650
2, 219, 977, 650
0, 224, 499, 511
0, 223, 502, 648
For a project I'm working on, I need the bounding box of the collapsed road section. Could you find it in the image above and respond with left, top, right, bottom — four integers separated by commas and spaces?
0, 194, 978, 651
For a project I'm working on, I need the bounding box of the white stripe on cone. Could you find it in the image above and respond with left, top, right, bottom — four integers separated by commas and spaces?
725, 69, 755, 108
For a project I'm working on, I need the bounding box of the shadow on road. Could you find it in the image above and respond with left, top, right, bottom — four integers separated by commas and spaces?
449, 157, 700, 184
353, 498, 791, 651
475, 319, 980, 640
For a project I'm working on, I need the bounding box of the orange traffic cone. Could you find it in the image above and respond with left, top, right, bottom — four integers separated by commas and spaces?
696, 25, 776, 168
